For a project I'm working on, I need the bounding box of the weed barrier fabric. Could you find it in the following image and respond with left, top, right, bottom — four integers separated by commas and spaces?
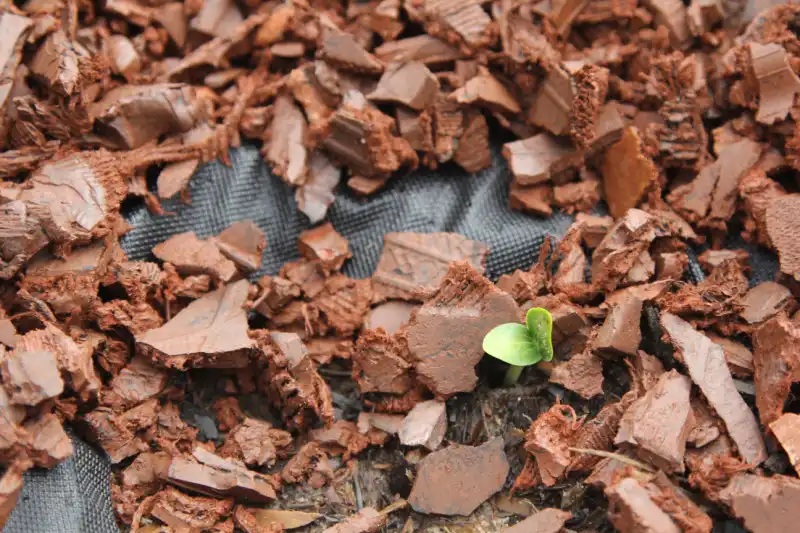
4, 143, 777, 532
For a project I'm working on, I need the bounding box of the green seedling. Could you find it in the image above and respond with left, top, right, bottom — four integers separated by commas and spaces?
482, 307, 554, 387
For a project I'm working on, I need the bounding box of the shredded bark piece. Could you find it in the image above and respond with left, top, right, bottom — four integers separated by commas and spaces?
219, 418, 291, 468
167, 446, 277, 502
405, 0, 492, 49
266, 94, 308, 187
769, 413, 800, 475
720, 473, 800, 533
367, 61, 439, 110
766, 195, 800, 281
323, 103, 418, 183
503, 133, 583, 186
593, 296, 643, 358
352, 328, 412, 394
524, 404, 583, 486
297, 222, 351, 272
752, 313, 800, 428
502, 508, 572, 533
136, 279, 255, 369
153, 231, 237, 282
661, 312, 767, 464
591, 209, 658, 293
261, 331, 335, 429
602, 127, 657, 219
371, 232, 488, 302
749, 42, 800, 125
211, 220, 266, 272
451, 68, 521, 115
408, 437, 509, 516
615, 370, 694, 472
549, 346, 604, 400
738, 281, 794, 325
398, 399, 447, 450
405, 261, 520, 397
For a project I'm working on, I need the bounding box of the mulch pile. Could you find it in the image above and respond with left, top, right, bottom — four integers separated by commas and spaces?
1, 0, 800, 531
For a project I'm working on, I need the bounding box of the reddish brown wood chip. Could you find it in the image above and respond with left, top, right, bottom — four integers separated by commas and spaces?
720, 473, 800, 533
398, 400, 447, 450
406, 262, 520, 397
766, 195, 800, 281
409, 438, 509, 516
368, 61, 439, 111
371, 232, 488, 302
615, 370, 694, 472
351, 328, 412, 394
136, 279, 255, 369
503, 133, 582, 186
661, 312, 767, 465
752, 313, 800, 427
601, 127, 657, 219
606, 477, 681, 533
153, 231, 238, 282
592, 296, 643, 358
0, 466, 24, 530
167, 446, 277, 502
769, 413, 800, 475
297, 222, 351, 272
549, 347, 604, 399
211, 220, 266, 272
738, 281, 794, 324
708, 334, 754, 378
749, 42, 800, 125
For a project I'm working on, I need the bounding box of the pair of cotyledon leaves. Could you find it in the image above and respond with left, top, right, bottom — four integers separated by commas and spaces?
482, 307, 554, 366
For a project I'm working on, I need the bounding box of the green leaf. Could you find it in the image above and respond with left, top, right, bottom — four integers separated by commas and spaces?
525, 307, 554, 362
482, 323, 543, 366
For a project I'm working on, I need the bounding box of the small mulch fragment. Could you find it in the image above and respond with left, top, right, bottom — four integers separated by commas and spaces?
738, 281, 794, 325
524, 405, 582, 487
720, 473, 800, 533
503, 134, 583, 186
766, 195, 800, 281
615, 370, 694, 473
752, 313, 800, 427
405, 261, 520, 397
606, 476, 681, 533
166, 446, 277, 502
549, 347, 604, 400
769, 413, 800, 476
136, 280, 255, 369
749, 42, 800, 125
592, 296, 643, 358
351, 329, 412, 394
371, 232, 488, 301
298, 223, 351, 272
408, 437, 509, 516
367, 61, 439, 111
398, 400, 447, 450
708, 334, 754, 378
152, 231, 238, 282
363, 301, 416, 334
661, 312, 767, 465
219, 418, 292, 468
211, 220, 266, 272
601, 127, 657, 219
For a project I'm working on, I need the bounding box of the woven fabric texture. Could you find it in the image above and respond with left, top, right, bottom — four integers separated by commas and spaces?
4, 143, 775, 532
